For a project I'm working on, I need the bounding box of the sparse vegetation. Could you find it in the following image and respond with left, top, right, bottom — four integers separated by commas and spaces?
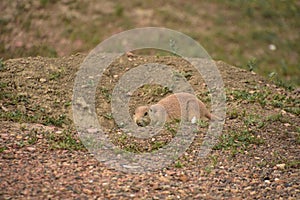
99, 87, 112, 103
229, 89, 269, 107
27, 130, 38, 145
103, 113, 113, 120
196, 119, 209, 128
0, 146, 7, 153
2, 1, 298, 86
0, 25, 299, 198
164, 121, 179, 136
213, 130, 265, 155
152, 141, 165, 150
47, 130, 84, 150
43, 114, 68, 127
174, 161, 183, 168
0, 0, 299, 199
0, 58, 5, 71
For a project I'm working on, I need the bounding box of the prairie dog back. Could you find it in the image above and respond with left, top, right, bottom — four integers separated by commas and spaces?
134, 92, 213, 126
155, 92, 212, 122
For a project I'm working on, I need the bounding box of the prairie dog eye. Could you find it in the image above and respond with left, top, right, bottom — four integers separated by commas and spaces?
144, 112, 148, 116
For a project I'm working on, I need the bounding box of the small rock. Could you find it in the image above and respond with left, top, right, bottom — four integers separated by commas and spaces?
82, 188, 93, 194
1, 105, 8, 112
1, 133, 9, 139
179, 174, 189, 182
126, 52, 134, 57
281, 109, 287, 114
102, 182, 108, 186
276, 163, 285, 170
244, 186, 252, 190
26, 147, 36, 152
87, 128, 98, 134
283, 123, 290, 127
276, 185, 282, 191
16, 135, 23, 140
269, 44, 276, 51
2, 153, 15, 159
62, 162, 70, 166
17, 105, 26, 113
158, 176, 169, 183
39, 78, 47, 82
55, 130, 63, 134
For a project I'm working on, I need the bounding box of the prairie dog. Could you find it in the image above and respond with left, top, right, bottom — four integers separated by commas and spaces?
133, 92, 213, 126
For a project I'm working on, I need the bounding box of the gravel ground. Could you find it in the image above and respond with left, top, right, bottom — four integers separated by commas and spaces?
0, 54, 299, 199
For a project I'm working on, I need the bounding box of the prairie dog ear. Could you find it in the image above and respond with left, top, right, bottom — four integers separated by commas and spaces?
149, 104, 165, 114
149, 104, 167, 126
149, 105, 157, 113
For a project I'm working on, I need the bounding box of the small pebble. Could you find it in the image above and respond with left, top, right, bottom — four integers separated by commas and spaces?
26, 147, 36, 152
40, 78, 47, 82
276, 163, 285, 170
269, 44, 277, 51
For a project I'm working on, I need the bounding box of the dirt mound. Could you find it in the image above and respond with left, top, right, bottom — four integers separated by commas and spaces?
0, 54, 299, 199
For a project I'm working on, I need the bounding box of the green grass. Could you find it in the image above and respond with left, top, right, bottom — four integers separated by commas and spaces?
103, 112, 113, 120
99, 87, 112, 103
49, 71, 62, 81
114, 4, 124, 17
286, 160, 300, 169
43, 114, 68, 127
27, 130, 38, 145
164, 121, 179, 136
124, 144, 140, 153
243, 114, 265, 129
47, 130, 84, 150
0, 58, 5, 71
0, 146, 7, 153
266, 113, 285, 123
174, 161, 183, 168
39, 0, 58, 7
213, 130, 265, 155
152, 141, 165, 150
0, 109, 68, 128
230, 89, 269, 107
2, 0, 299, 86
196, 119, 209, 128
228, 88, 299, 115
228, 108, 239, 119
209, 0, 300, 86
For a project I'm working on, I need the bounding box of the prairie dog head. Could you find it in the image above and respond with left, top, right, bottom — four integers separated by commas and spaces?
133, 106, 150, 127
149, 104, 167, 126
134, 104, 167, 126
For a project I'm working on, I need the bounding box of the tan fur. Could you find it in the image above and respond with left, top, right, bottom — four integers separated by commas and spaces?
134, 92, 213, 126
